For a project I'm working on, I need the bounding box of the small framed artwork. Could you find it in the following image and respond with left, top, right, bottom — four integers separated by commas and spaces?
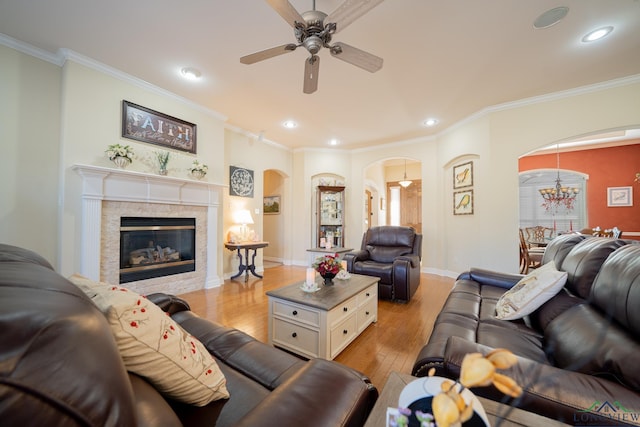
121, 100, 197, 153
229, 166, 254, 197
607, 186, 633, 207
453, 189, 474, 215
264, 195, 281, 214
453, 161, 473, 189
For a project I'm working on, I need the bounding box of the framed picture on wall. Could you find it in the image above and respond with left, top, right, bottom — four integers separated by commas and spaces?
264, 195, 281, 214
453, 189, 474, 215
607, 186, 633, 207
121, 100, 197, 153
453, 161, 473, 189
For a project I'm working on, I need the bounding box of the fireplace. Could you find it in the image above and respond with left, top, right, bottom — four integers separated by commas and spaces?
73, 164, 223, 294
119, 217, 196, 283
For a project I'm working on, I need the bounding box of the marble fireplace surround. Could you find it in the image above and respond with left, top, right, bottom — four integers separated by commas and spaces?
73, 164, 224, 294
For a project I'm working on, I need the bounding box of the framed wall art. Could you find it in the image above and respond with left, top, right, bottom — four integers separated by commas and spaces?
122, 100, 197, 153
453, 189, 474, 215
453, 161, 473, 189
607, 186, 633, 207
263, 195, 281, 214
229, 166, 254, 197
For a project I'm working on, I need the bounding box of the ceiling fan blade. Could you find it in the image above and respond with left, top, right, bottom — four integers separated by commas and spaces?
303, 56, 320, 94
330, 42, 383, 72
325, 0, 386, 33
240, 44, 297, 65
265, 0, 305, 28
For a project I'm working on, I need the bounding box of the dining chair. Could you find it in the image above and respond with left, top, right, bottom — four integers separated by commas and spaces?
525, 226, 554, 247
519, 228, 544, 274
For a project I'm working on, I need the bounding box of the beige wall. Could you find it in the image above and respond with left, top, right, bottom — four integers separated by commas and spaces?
57, 59, 227, 278
3, 40, 640, 282
0, 45, 61, 265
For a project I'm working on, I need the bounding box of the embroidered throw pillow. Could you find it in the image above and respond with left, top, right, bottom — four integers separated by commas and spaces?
494, 262, 568, 320
69, 274, 229, 406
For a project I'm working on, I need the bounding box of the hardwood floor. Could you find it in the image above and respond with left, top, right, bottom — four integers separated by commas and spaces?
178, 266, 453, 390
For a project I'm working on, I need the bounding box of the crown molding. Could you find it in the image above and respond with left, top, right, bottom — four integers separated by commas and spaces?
0, 32, 63, 65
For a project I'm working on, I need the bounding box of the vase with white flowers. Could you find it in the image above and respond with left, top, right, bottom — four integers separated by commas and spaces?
190, 160, 208, 179
105, 144, 134, 168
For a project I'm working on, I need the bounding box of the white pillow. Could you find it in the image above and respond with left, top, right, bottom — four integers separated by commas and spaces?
69, 274, 229, 406
494, 262, 568, 320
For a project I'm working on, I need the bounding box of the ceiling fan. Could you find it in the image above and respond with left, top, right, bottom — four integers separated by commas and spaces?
240, 0, 385, 94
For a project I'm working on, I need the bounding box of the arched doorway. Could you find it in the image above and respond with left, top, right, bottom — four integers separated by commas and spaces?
364, 158, 422, 234
263, 169, 286, 265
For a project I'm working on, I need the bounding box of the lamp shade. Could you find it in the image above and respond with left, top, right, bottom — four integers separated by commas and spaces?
233, 209, 254, 225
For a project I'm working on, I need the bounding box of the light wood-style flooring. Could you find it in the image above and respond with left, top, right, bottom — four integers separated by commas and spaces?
179, 266, 453, 390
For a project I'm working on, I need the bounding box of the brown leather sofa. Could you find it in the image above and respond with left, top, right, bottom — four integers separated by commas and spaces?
0, 243, 378, 427
344, 226, 422, 302
412, 234, 640, 426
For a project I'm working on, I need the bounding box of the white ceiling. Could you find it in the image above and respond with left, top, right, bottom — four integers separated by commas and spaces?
1, 0, 639, 150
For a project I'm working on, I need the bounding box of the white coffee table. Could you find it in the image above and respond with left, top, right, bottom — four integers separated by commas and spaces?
266, 274, 378, 359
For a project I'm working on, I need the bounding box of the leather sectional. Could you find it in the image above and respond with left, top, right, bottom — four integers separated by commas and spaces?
412, 234, 640, 426
0, 244, 378, 426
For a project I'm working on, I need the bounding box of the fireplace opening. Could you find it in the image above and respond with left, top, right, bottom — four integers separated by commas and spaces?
120, 217, 195, 284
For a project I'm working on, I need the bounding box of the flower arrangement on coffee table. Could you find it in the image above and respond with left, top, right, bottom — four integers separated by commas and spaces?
312, 253, 344, 285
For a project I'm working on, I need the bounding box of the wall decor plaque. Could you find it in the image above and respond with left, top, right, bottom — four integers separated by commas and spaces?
229, 166, 254, 197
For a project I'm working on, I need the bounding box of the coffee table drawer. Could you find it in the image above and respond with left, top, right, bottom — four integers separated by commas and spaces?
272, 300, 320, 327
272, 318, 319, 357
357, 285, 377, 306
331, 314, 358, 358
357, 298, 377, 332
328, 295, 357, 328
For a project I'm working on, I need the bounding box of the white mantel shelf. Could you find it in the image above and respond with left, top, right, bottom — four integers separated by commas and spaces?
72, 164, 226, 206
72, 164, 225, 289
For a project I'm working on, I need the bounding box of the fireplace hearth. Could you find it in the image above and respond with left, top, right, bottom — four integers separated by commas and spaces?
120, 217, 195, 284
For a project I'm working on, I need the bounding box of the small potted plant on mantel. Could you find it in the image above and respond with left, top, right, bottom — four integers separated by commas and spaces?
105, 144, 134, 168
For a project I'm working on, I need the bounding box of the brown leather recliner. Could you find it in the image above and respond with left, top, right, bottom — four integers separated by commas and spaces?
344, 226, 422, 302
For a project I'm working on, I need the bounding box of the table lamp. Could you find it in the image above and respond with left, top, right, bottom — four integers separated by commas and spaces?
233, 209, 254, 241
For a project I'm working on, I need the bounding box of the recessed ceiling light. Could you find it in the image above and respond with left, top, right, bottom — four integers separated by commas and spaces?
422, 118, 439, 127
329, 138, 339, 146
582, 26, 613, 43
282, 120, 298, 129
533, 6, 569, 29
180, 67, 201, 80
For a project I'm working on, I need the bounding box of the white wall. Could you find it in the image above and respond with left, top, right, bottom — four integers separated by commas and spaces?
223, 129, 292, 273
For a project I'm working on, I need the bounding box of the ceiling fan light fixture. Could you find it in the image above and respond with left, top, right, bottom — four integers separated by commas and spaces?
180, 67, 201, 80
582, 26, 613, 43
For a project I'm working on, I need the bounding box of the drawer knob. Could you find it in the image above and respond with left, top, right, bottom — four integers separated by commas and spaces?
366, 293, 370, 297
343, 329, 348, 334
366, 311, 370, 315
292, 332, 297, 338
292, 310, 298, 316
343, 307, 348, 312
